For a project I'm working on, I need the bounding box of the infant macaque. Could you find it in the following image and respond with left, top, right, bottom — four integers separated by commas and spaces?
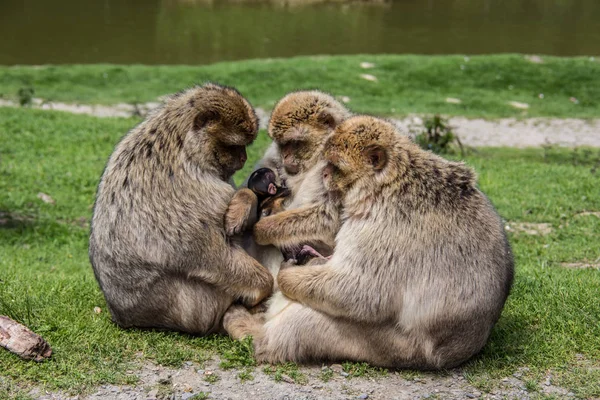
247, 168, 290, 218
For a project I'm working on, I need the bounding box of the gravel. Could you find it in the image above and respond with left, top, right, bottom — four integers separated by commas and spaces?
27, 360, 575, 400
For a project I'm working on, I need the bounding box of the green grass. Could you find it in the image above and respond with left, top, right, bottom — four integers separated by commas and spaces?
1, 54, 600, 118
0, 104, 599, 397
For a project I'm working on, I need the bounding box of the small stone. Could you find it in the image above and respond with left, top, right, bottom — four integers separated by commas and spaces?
37, 192, 56, 204
197, 369, 205, 374
466, 394, 476, 399
204, 382, 210, 387
525, 55, 544, 64
340, 372, 349, 377
360, 74, 378, 82
181, 393, 195, 400
147, 389, 158, 399
158, 376, 172, 385
330, 364, 343, 373
185, 361, 193, 367
357, 394, 369, 399
93, 306, 102, 314
280, 374, 294, 384
360, 62, 375, 69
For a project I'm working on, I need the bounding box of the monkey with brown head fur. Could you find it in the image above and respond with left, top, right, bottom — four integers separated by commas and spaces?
89, 83, 273, 334
224, 115, 514, 369
226, 90, 351, 267
250, 90, 351, 253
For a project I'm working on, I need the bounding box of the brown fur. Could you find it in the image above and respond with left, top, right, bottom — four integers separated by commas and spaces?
224, 115, 514, 369
89, 83, 273, 334
252, 91, 351, 251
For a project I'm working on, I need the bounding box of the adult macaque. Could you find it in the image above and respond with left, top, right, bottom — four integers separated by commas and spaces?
89, 84, 273, 334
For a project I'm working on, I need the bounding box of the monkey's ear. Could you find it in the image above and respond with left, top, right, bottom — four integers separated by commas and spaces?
317, 111, 337, 129
194, 109, 220, 130
364, 145, 387, 171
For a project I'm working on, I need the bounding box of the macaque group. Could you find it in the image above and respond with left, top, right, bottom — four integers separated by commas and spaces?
90, 85, 513, 369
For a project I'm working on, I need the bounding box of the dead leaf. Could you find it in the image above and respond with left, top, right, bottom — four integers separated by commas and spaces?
37, 192, 55, 205
360, 74, 378, 82
446, 97, 462, 104
93, 307, 102, 314
360, 62, 375, 69
508, 101, 529, 110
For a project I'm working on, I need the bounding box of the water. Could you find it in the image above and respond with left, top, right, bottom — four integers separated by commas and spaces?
1, 0, 599, 65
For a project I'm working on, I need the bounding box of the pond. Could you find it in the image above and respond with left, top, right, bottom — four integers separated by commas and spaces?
1, 0, 599, 65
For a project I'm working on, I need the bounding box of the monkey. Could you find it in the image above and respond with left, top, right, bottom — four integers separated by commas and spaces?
247, 168, 291, 218
223, 115, 514, 369
223, 91, 351, 316
89, 83, 274, 334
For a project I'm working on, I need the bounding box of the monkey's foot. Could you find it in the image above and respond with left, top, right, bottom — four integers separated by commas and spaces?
223, 305, 262, 340
298, 245, 330, 260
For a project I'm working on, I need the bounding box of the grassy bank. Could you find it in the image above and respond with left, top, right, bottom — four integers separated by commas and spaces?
0, 107, 599, 398
1, 54, 600, 118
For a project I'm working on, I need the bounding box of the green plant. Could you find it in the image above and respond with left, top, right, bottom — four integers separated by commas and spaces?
17, 87, 34, 107
414, 115, 464, 155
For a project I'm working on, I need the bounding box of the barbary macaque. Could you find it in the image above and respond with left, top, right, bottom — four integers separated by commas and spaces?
89, 83, 273, 334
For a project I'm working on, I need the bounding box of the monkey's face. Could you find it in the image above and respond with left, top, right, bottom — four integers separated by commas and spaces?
268, 92, 349, 176
248, 168, 279, 198
323, 117, 391, 195
277, 133, 326, 176
188, 86, 258, 180
214, 144, 248, 179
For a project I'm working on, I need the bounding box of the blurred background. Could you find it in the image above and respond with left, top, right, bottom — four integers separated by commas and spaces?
1, 0, 599, 65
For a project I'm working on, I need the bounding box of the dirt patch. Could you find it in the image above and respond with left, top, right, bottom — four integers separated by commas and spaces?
575, 211, 600, 218
504, 222, 553, 236
561, 262, 600, 270
2, 98, 600, 148
26, 360, 575, 400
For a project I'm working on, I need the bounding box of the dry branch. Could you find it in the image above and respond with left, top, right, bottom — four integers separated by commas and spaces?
0, 316, 52, 361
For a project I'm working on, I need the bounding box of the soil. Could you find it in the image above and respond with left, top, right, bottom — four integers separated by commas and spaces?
27, 360, 575, 400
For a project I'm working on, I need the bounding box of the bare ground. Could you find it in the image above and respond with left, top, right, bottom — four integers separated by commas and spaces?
26, 360, 575, 400
1, 99, 599, 147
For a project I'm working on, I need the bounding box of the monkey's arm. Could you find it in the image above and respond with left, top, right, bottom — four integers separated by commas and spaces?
253, 203, 338, 248
224, 188, 258, 236
277, 263, 392, 323
191, 244, 274, 308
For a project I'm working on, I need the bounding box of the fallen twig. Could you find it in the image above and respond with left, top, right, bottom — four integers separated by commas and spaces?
0, 316, 52, 361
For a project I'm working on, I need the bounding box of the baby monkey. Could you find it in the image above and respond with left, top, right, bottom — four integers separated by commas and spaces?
243, 168, 325, 265
247, 168, 290, 218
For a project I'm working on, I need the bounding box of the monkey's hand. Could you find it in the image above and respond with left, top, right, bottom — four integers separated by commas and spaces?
225, 188, 258, 236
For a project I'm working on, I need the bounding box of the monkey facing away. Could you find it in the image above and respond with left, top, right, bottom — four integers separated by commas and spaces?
224, 115, 514, 369
89, 83, 273, 334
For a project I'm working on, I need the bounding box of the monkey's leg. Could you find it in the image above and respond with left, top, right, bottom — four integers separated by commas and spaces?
277, 263, 393, 324
225, 188, 258, 236
253, 204, 338, 247
112, 277, 233, 335
253, 303, 398, 366
224, 246, 275, 307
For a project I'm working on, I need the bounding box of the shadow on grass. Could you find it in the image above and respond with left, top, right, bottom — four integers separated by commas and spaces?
464, 313, 533, 374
